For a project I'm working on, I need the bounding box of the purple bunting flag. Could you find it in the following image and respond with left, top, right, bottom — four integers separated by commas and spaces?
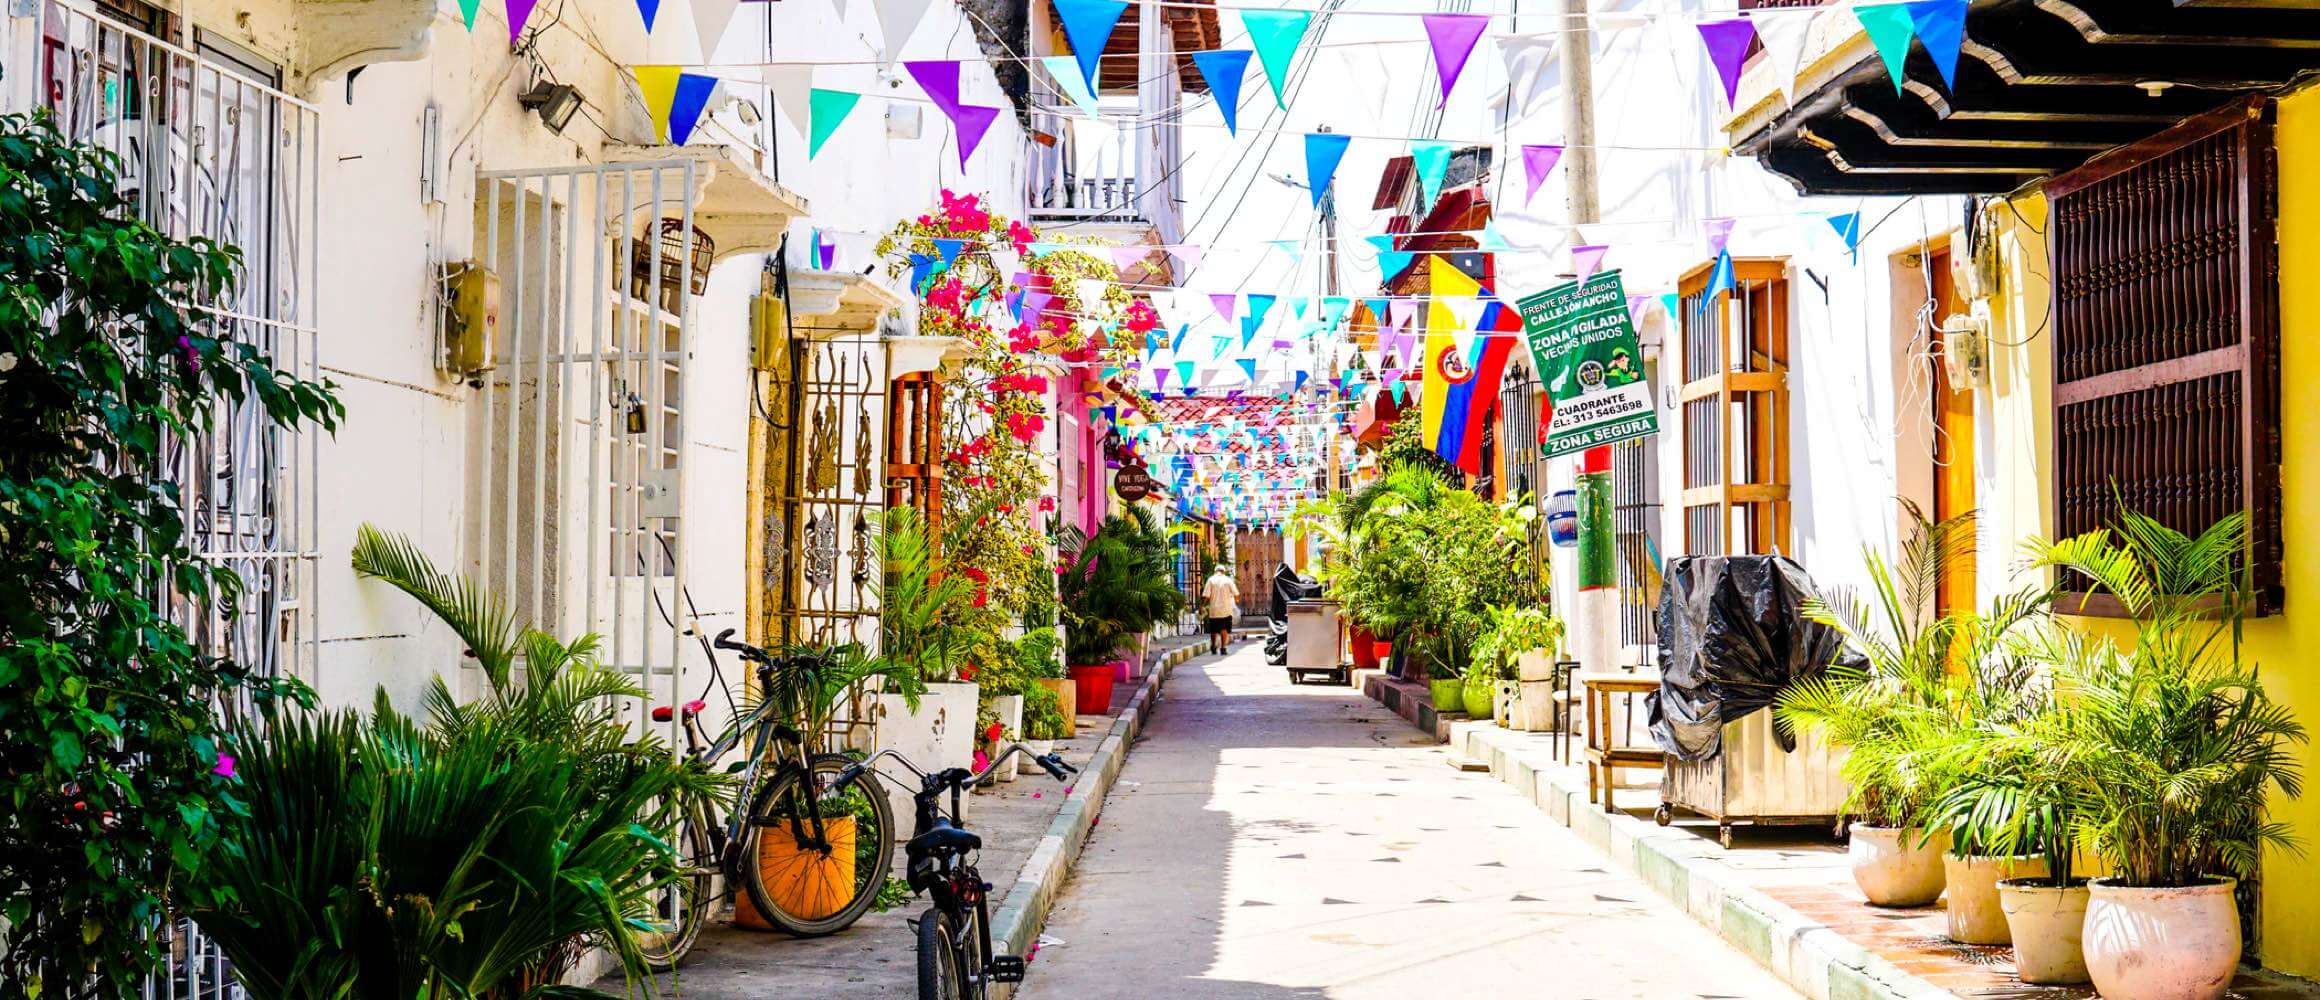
953, 104, 1001, 168
1696, 18, 1758, 108
1420, 13, 1491, 107
1522, 144, 1563, 205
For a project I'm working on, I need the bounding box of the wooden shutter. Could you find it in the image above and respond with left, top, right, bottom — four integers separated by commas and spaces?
1677, 257, 1792, 557
2046, 97, 2281, 615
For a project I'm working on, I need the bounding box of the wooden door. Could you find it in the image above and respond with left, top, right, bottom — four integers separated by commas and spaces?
1928, 247, 1976, 614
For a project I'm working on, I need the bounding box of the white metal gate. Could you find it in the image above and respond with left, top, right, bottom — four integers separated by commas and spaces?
472, 160, 704, 752
11, 3, 323, 997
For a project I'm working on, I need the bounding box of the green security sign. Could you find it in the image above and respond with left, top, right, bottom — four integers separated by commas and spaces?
1514, 269, 1659, 459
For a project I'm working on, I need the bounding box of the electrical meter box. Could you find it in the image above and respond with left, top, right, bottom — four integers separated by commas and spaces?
445, 263, 500, 375
751, 291, 790, 372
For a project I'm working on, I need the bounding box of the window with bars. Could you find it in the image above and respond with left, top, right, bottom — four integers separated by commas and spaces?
2046, 97, 2282, 614
1677, 257, 1791, 557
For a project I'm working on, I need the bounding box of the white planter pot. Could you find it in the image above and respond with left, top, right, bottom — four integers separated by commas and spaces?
1848, 824, 1948, 907
2083, 877, 2241, 1000
1507, 649, 1560, 732
989, 694, 1023, 783
1943, 854, 2046, 944
874, 681, 978, 822
1999, 878, 2091, 985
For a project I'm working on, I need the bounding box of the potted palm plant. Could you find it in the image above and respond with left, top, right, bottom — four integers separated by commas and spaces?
1058, 513, 1179, 713
1927, 663, 2088, 983
877, 507, 978, 771
2026, 508, 2304, 1000
1779, 505, 2046, 910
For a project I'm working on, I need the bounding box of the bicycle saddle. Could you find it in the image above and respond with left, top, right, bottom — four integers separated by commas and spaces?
907, 824, 982, 858
648, 699, 708, 723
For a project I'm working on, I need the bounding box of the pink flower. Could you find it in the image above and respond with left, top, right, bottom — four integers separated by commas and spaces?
213, 753, 236, 778
973, 749, 992, 772
1038, 496, 1057, 512
1006, 412, 1045, 443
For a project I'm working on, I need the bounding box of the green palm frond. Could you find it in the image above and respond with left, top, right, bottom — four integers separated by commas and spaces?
352, 523, 519, 686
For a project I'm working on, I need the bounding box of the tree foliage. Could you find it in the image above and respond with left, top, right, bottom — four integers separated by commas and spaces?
0, 110, 340, 995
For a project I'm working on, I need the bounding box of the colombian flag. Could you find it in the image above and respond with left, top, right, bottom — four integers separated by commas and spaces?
1419, 256, 1517, 476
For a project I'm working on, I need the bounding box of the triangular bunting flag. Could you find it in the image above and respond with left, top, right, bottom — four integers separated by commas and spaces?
1497, 32, 1558, 117
634, 0, 660, 32
459, 0, 482, 30
1210, 293, 1238, 323
666, 72, 719, 145
1855, 2, 1918, 96
1907, 0, 1967, 90
1826, 211, 1862, 260
1303, 132, 1351, 207
873, 0, 936, 65
1191, 50, 1253, 135
764, 66, 815, 134
1171, 244, 1205, 271
1522, 144, 1563, 205
1040, 56, 1103, 118
1246, 293, 1278, 329
1571, 244, 1610, 285
1241, 9, 1314, 109
930, 238, 964, 271
693, 0, 741, 60
1420, 13, 1490, 107
1056, 0, 1130, 94
1704, 250, 1736, 300
1479, 221, 1514, 251
1695, 18, 1757, 107
1237, 358, 1258, 383
953, 104, 1001, 168
1410, 140, 1453, 208
1110, 245, 1149, 271
1703, 216, 1736, 254
635, 66, 682, 142
905, 60, 963, 118
508, 0, 542, 43
808, 89, 861, 158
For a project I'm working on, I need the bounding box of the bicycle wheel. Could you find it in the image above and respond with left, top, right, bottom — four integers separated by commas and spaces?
633, 795, 714, 970
959, 893, 990, 1000
917, 907, 965, 1000
739, 754, 894, 936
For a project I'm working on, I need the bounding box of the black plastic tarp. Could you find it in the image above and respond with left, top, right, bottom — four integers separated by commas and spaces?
1266, 563, 1318, 665
1646, 554, 1861, 762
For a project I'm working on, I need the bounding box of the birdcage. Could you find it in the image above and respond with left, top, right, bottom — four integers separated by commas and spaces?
630, 217, 714, 307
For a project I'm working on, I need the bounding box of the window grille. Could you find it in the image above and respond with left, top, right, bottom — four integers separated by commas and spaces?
2046, 97, 2282, 614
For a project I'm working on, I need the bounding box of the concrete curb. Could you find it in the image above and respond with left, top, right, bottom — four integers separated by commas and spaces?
986, 636, 1206, 998
1354, 667, 1450, 743
1356, 683, 1957, 1000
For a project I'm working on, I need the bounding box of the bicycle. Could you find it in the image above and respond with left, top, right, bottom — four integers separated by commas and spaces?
843, 742, 1077, 1000
630, 629, 897, 969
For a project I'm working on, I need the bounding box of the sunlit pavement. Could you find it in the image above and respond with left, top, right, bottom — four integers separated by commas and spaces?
1016, 643, 1799, 999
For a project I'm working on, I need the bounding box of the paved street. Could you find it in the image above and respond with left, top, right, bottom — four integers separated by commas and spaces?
1017, 644, 1797, 1000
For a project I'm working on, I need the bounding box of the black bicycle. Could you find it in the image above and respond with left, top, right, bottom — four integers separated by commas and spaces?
843, 743, 1076, 999
631, 630, 896, 968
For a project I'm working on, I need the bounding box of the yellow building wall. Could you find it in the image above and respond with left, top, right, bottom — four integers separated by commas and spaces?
1981, 84, 2320, 979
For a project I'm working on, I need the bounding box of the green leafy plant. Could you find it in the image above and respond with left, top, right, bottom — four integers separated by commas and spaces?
2025, 507, 2304, 888
1056, 511, 1182, 665
1022, 684, 1071, 741
879, 505, 975, 683
0, 110, 341, 995
1775, 504, 2049, 834
1471, 605, 1565, 683
194, 705, 696, 998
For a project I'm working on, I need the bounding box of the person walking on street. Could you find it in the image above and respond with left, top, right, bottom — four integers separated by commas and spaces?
1201, 565, 1240, 655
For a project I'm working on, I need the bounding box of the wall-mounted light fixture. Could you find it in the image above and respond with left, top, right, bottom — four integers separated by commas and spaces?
518, 81, 583, 134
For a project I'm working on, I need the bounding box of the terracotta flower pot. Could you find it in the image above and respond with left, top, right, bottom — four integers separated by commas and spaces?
1943, 854, 2047, 944
1067, 663, 1116, 716
1847, 824, 1948, 907
2083, 877, 2241, 1000
1999, 878, 2091, 985
1035, 677, 1077, 724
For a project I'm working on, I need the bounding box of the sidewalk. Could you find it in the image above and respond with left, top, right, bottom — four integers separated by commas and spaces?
594, 634, 1210, 998
1361, 685, 2320, 1000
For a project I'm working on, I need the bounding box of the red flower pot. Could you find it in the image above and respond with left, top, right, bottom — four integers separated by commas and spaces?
1350, 625, 1378, 669
1068, 663, 1117, 716
1372, 638, 1395, 666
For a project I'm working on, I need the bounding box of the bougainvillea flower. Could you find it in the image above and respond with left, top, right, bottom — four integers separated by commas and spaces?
961, 566, 988, 583
972, 587, 990, 608
213, 753, 236, 778
1038, 496, 1057, 512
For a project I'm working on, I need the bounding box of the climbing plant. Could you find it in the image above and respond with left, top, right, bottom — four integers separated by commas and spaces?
0, 110, 341, 995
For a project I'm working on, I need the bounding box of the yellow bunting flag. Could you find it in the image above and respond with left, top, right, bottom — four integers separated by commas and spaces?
634, 65, 682, 144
